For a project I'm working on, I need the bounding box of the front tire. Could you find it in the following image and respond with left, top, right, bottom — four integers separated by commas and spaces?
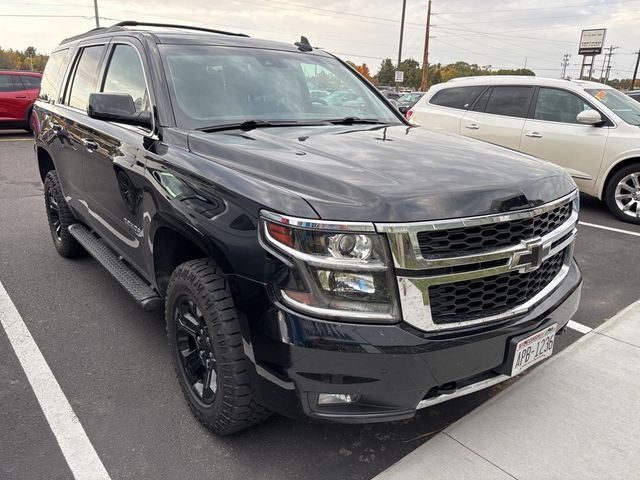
166, 259, 271, 435
43, 170, 85, 258
605, 163, 640, 224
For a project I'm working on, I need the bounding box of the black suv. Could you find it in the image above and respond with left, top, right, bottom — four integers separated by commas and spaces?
33, 21, 582, 435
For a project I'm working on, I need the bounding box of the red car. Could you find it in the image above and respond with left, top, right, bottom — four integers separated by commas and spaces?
0, 71, 42, 131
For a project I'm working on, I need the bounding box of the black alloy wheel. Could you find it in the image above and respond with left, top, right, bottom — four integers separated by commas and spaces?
47, 189, 62, 241
166, 259, 271, 435
43, 170, 85, 258
174, 296, 217, 405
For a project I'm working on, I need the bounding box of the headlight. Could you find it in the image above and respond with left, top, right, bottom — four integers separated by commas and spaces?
260, 211, 399, 322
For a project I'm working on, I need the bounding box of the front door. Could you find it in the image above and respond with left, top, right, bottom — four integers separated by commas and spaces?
80, 41, 154, 274
519, 87, 609, 191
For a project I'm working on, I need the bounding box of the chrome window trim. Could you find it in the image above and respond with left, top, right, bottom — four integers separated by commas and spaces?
261, 210, 376, 232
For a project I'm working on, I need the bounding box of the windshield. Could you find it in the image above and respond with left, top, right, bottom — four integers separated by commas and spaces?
159, 45, 401, 130
585, 88, 640, 126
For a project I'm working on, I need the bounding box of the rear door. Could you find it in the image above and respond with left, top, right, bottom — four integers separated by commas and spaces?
459, 85, 534, 150
0, 74, 26, 122
80, 39, 155, 273
55, 43, 108, 199
519, 87, 609, 191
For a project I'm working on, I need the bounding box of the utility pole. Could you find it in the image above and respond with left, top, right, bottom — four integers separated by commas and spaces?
396, 0, 407, 92
28, 55, 33, 71
632, 50, 640, 90
560, 53, 571, 79
601, 45, 618, 84
419, 0, 432, 92
93, 0, 100, 28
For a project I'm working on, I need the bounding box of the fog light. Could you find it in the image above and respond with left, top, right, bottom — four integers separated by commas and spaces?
318, 393, 360, 405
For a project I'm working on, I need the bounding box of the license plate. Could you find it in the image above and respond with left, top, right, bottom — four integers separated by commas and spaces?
511, 324, 557, 376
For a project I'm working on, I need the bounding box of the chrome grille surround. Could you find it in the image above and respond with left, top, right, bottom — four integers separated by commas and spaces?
375, 190, 579, 332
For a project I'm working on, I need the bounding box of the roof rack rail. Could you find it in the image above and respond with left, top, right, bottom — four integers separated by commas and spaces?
112, 21, 249, 37
61, 26, 121, 44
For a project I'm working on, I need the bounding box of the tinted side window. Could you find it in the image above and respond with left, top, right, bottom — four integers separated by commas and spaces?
0, 75, 18, 92
67, 45, 105, 110
534, 88, 591, 124
482, 86, 533, 118
102, 44, 149, 112
629, 93, 640, 103
430, 86, 484, 110
20, 75, 41, 89
39, 49, 71, 103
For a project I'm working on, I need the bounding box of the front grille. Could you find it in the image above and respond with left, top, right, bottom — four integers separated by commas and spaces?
428, 249, 567, 324
417, 201, 572, 258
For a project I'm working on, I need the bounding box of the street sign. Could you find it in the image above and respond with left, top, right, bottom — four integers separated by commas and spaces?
579, 28, 607, 55
394, 70, 404, 83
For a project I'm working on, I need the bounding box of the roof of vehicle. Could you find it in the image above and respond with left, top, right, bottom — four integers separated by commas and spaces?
628, 90, 640, 94
0, 70, 42, 76
442, 75, 612, 91
58, 21, 329, 56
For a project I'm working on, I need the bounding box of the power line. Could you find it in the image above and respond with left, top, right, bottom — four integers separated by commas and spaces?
436, 0, 640, 14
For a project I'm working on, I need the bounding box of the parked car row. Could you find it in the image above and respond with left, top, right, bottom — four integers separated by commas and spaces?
0, 70, 42, 131
410, 76, 640, 224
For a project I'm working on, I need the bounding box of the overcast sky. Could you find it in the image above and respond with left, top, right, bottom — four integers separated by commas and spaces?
0, 0, 639, 79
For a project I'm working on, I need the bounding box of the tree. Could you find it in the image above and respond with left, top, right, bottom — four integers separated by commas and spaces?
398, 58, 421, 89
375, 58, 395, 86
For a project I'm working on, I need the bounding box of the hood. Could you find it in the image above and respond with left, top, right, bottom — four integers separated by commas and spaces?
187, 125, 576, 222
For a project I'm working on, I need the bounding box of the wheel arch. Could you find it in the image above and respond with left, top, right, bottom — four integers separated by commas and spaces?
151, 218, 233, 297
600, 156, 640, 199
36, 146, 56, 182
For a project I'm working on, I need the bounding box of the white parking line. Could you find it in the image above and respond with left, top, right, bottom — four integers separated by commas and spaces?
566, 320, 593, 334
579, 221, 640, 237
0, 280, 111, 480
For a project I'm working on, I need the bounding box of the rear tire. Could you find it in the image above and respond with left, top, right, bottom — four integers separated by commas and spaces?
604, 163, 640, 225
166, 258, 271, 435
43, 171, 85, 258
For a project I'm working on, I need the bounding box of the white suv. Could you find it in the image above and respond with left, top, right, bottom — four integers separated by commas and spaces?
410, 76, 640, 224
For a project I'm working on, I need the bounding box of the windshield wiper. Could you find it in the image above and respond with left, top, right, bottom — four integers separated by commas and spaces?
197, 120, 277, 133
197, 119, 334, 133
327, 116, 386, 125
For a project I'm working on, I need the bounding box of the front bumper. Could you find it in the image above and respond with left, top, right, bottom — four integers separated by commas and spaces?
248, 259, 582, 423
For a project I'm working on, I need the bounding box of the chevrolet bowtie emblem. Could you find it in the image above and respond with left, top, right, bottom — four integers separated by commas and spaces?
512, 238, 550, 273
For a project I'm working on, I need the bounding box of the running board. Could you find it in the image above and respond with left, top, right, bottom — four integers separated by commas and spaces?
68, 224, 162, 312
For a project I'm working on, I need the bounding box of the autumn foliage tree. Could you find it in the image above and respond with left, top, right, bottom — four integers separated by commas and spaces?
0, 46, 49, 71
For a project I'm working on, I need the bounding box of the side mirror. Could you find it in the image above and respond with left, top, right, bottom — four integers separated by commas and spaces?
87, 93, 152, 130
576, 109, 604, 126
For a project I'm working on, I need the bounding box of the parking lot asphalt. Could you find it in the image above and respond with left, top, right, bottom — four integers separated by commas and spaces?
1, 129, 639, 480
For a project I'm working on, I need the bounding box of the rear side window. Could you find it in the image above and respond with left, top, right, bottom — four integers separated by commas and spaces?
429, 86, 484, 110
39, 49, 71, 103
20, 75, 41, 89
67, 45, 106, 110
101, 44, 149, 113
0, 74, 18, 92
481, 86, 533, 118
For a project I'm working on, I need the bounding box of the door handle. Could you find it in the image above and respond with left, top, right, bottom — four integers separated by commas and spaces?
82, 138, 99, 151
465, 124, 479, 130
525, 132, 543, 138
15, 95, 27, 99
